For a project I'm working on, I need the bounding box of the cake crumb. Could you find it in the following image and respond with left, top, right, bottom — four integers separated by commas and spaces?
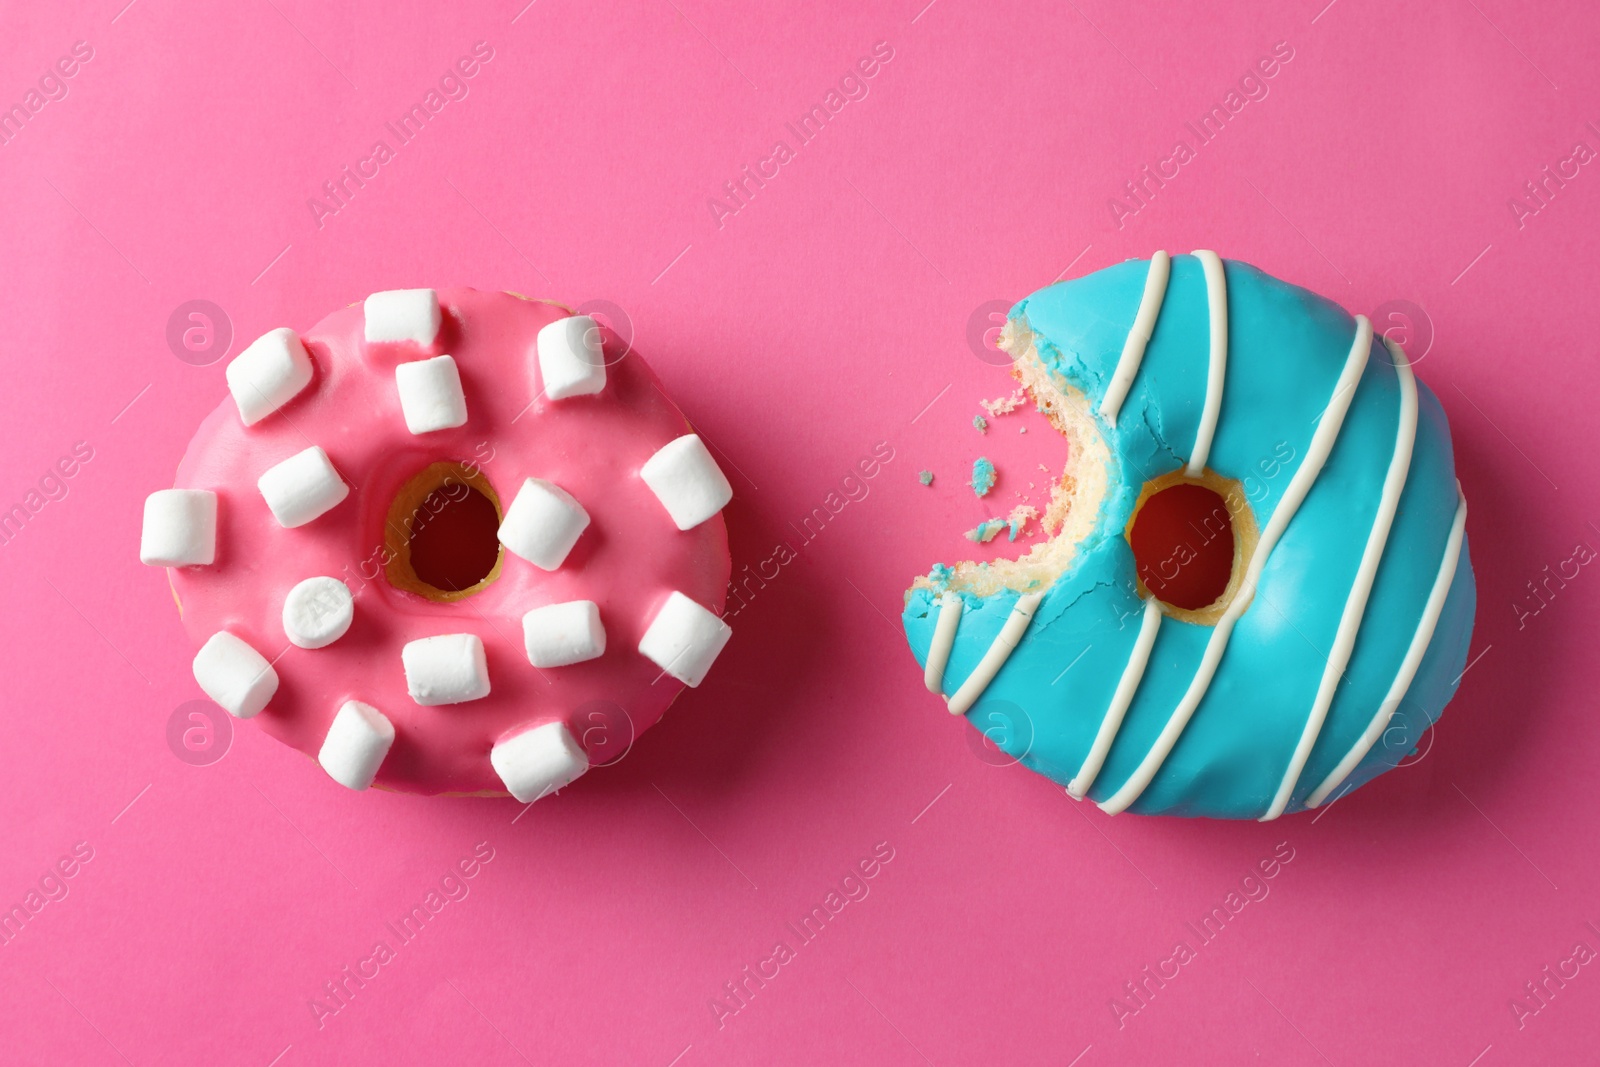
1005, 504, 1039, 541
918, 470, 933, 486
973, 415, 988, 433
981, 389, 1027, 418
966, 519, 1005, 543
971, 457, 996, 497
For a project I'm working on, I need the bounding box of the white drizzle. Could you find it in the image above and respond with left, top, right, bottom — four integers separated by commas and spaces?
1260, 337, 1417, 821
1187, 250, 1228, 476
1306, 488, 1468, 808
1068, 597, 1162, 799
1097, 315, 1374, 816
1099, 250, 1171, 426
946, 592, 1045, 717
924, 591, 963, 694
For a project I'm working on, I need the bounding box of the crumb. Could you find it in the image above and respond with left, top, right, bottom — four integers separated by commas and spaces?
1004, 504, 1039, 541
1019, 426, 1027, 434
965, 519, 1005, 543
973, 415, 988, 433
918, 470, 933, 486
971, 457, 997, 497
981, 389, 1026, 418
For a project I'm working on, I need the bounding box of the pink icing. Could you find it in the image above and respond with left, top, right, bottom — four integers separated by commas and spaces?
169, 288, 731, 795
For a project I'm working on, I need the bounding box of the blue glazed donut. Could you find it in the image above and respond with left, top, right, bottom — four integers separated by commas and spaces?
903, 253, 1476, 819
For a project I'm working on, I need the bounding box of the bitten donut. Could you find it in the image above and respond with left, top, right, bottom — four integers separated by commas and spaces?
141, 288, 735, 800
903, 253, 1476, 819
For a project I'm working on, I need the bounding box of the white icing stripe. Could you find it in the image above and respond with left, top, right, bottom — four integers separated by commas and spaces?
1186, 250, 1228, 476
924, 591, 963, 694
1068, 597, 1161, 799
1306, 489, 1468, 808
1098, 314, 1374, 816
1260, 337, 1417, 821
1099, 251, 1171, 426
946, 592, 1045, 717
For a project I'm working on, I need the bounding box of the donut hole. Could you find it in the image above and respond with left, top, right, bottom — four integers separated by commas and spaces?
411, 487, 500, 592
1129, 484, 1234, 610
385, 462, 504, 601
1126, 469, 1258, 624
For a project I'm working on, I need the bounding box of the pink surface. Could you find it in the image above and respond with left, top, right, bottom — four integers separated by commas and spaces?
1, 1, 1596, 1063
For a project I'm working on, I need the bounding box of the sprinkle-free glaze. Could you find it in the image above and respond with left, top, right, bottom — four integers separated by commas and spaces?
903, 256, 1476, 819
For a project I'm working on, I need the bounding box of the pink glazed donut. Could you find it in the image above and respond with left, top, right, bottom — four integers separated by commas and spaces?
139, 288, 734, 800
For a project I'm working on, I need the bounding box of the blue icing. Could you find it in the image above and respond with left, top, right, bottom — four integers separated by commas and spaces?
903, 255, 1476, 819
905, 545, 1134, 787
971, 457, 997, 496
1321, 546, 1476, 797
1292, 381, 1474, 803
1126, 348, 1402, 816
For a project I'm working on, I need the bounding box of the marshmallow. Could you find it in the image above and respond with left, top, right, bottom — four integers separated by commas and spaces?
639, 434, 733, 530
522, 600, 606, 668
490, 722, 589, 803
638, 591, 732, 687
257, 446, 349, 528
402, 633, 490, 705
282, 576, 354, 649
497, 478, 590, 570
364, 288, 442, 346
395, 355, 468, 434
317, 700, 395, 790
536, 315, 606, 400
226, 328, 314, 426
140, 489, 217, 567
193, 631, 278, 719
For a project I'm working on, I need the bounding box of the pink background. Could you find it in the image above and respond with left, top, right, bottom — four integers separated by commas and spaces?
2, 0, 1596, 1063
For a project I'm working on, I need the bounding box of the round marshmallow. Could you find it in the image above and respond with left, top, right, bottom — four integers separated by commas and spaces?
283, 577, 354, 649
